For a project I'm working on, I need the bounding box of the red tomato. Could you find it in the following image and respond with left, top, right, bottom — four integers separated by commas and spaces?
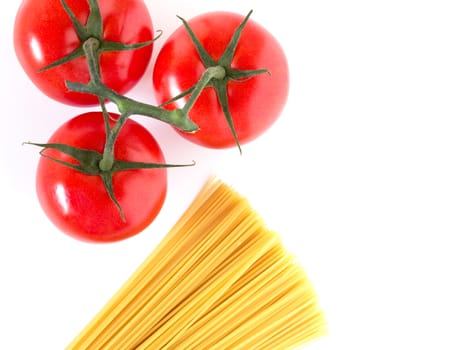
14, 0, 154, 106
152, 11, 289, 149
36, 112, 167, 243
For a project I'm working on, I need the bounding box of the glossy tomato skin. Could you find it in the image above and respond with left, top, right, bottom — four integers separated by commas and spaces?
36, 112, 167, 243
14, 0, 154, 106
152, 11, 289, 149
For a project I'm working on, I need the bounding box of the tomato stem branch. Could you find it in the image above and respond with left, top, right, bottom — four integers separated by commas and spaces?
99, 101, 128, 172
67, 38, 199, 133
181, 66, 226, 115
83, 38, 102, 83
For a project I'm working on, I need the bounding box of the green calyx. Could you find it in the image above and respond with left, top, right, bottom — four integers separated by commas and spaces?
39, 0, 158, 72
26, 106, 195, 222
24, 140, 195, 221
168, 10, 270, 154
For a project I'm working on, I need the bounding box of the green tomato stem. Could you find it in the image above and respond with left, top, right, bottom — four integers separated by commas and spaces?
67, 38, 199, 133
98, 115, 125, 171
82, 38, 102, 83
98, 101, 127, 172
181, 66, 226, 116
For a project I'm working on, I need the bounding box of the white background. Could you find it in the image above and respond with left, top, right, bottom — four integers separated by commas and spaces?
1, 0, 467, 349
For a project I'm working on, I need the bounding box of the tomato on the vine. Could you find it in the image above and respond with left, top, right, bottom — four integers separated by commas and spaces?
14, 0, 154, 106
152, 11, 289, 149
35, 112, 168, 243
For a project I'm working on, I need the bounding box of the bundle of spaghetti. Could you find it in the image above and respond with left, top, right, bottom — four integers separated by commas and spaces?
66, 178, 326, 350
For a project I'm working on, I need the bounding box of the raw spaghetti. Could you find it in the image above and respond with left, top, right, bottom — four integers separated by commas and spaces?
66, 178, 326, 349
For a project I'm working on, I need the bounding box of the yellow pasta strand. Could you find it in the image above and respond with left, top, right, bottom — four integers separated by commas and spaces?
66, 178, 326, 350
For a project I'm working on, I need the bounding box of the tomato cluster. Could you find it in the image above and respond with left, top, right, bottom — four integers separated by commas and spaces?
14, 0, 289, 243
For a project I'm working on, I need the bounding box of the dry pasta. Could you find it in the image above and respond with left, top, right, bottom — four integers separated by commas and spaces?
66, 178, 326, 349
